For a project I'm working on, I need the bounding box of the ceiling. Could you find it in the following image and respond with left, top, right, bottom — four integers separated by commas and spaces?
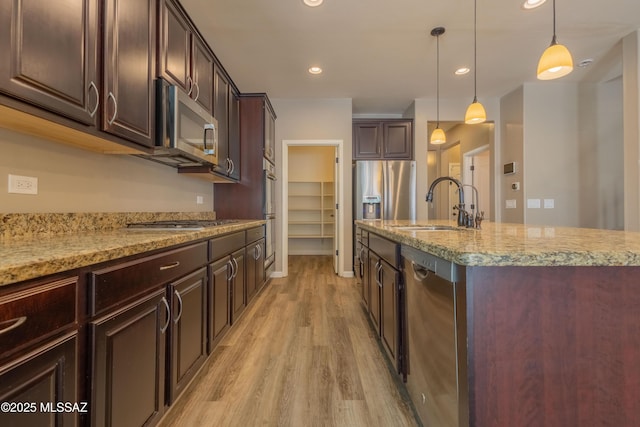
180, 0, 640, 115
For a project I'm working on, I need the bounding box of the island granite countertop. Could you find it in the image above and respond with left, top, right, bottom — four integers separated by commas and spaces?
0, 213, 265, 287
356, 219, 640, 267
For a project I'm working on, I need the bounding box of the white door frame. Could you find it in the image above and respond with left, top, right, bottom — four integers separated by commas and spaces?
282, 139, 345, 278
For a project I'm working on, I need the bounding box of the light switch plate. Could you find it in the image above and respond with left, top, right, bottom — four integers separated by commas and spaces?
544, 199, 554, 209
506, 199, 516, 209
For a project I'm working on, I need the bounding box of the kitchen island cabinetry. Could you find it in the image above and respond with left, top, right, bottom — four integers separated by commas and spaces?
0, 0, 99, 126
0, 276, 79, 427
356, 220, 640, 427
353, 119, 413, 160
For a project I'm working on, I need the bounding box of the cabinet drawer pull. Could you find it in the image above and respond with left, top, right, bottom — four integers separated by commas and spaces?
160, 297, 171, 334
107, 92, 118, 125
159, 261, 180, 271
88, 81, 99, 117
173, 289, 183, 324
0, 316, 27, 336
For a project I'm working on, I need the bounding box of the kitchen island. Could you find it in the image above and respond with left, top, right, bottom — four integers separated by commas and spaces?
356, 219, 640, 427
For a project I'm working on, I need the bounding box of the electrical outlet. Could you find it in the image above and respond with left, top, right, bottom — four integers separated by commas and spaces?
8, 174, 38, 195
196, 195, 204, 205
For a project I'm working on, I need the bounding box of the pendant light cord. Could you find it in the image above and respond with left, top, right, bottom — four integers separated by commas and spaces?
436, 32, 440, 127
552, 0, 558, 44
473, 0, 478, 103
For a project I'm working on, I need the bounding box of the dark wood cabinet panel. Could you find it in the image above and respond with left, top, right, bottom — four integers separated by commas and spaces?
0, 333, 78, 427
368, 251, 381, 332
353, 119, 413, 160
168, 267, 208, 404
0, 0, 98, 125
230, 248, 246, 324
380, 260, 399, 365
191, 36, 214, 113
246, 238, 266, 302
353, 122, 382, 159
208, 257, 231, 351
91, 288, 167, 427
383, 121, 413, 159
227, 88, 241, 180
212, 66, 230, 175
158, 0, 191, 91
102, 0, 156, 147
215, 94, 275, 218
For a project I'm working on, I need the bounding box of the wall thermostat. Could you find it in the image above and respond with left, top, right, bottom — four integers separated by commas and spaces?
503, 162, 517, 175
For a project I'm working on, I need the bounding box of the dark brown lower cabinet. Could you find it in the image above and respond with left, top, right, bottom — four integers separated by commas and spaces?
246, 238, 265, 303
167, 267, 208, 404
367, 251, 381, 332
230, 248, 246, 324
208, 258, 231, 352
0, 333, 78, 427
380, 260, 399, 366
90, 288, 167, 427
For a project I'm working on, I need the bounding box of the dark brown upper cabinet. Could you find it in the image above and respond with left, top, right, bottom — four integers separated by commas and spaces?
0, 0, 99, 125
158, 0, 214, 114
102, 0, 157, 147
353, 119, 413, 160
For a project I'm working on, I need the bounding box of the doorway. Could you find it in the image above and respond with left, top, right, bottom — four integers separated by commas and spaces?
282, 140, 344, 278
463, 145, 491, 221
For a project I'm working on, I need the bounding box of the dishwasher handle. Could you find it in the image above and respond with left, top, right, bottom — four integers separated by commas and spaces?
411, 261, 432, 281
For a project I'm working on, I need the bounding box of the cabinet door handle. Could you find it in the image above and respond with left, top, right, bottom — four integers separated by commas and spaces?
160, 261, 180, 270
226, 158, 232, 174
186, 76, 194, 97
160, 297, 171, 334
107, 92, 118, 125
229, 159, 235, 175
173, 289, 183, 324
193, 81, 200, 102
0, 316, 27, 336
232, 257, 239, 279
88, 81, 99, 117
376, 263, 383, 288
227, 259, 234, 282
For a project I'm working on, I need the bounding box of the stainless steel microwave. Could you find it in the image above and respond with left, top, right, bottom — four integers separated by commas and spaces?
145, 78, 219, 168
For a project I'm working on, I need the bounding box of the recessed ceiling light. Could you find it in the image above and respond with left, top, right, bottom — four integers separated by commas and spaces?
303, 0, 323, 7
522, 0, 546, 9
455, 67, 470, 76
308, 66, 323, 75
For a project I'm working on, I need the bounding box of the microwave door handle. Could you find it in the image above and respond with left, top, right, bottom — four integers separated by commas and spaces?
203, 123, 215, 153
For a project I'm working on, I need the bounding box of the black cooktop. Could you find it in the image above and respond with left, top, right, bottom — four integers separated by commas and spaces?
126, 219, 238, 230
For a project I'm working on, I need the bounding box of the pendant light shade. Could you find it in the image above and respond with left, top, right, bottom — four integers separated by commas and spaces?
537, 0, 573, 80
466, 0, 486, 124
430, 127, 446, 144
430, 26, 446, 145
465, 97, 487, 124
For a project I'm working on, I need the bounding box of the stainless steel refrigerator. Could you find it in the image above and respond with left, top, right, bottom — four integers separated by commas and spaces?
353, 161, 416, 222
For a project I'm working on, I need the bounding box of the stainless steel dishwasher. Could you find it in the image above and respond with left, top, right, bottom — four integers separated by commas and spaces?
401, 246, 468, 427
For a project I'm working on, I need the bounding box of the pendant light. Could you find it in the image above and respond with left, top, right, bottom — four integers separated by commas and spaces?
536, 0, 573, 80
430, 27, 446, 145
465, 0, 486, 124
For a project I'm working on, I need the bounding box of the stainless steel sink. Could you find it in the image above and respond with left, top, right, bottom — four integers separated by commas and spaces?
390, 225, 462, 231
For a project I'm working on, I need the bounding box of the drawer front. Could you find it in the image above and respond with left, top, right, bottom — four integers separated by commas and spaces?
369, 233, 400, 269
246, 226, 265, 244
0, 277, 77, 359
90, 242, 207, 316
209, 231, 246, 261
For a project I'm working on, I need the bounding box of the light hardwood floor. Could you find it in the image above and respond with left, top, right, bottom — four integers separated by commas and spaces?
159, 255, 419, 427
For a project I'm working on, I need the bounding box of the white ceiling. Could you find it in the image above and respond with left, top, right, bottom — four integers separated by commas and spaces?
180, 0, 640, 115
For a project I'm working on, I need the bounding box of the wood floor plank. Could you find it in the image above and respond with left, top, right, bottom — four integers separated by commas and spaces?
159, 255, 419, 427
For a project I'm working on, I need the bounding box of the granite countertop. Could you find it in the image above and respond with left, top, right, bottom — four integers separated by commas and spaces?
356, 219, 640, 267
0, 213, 265, 287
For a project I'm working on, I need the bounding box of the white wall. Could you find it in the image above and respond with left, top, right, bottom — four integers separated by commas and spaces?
0, 128, 214, 213
271, 98, 353, 276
